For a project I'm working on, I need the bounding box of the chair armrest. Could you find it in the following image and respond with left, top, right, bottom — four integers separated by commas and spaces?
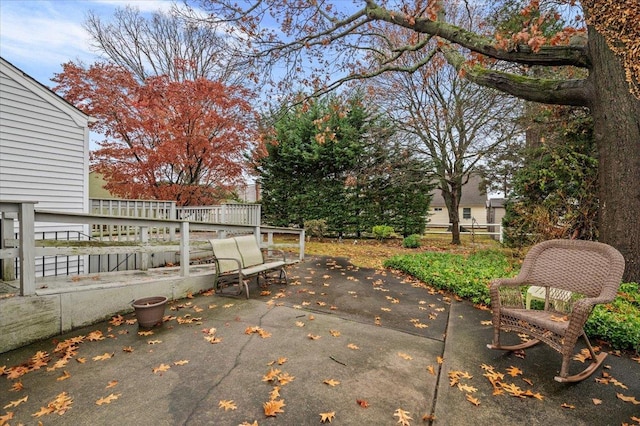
489, 276, 526, 289
571, 295, 613, 319
213, 257, 243, 272
490, 277, 526, 309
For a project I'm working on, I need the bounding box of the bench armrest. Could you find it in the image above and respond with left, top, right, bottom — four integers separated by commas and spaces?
261, 247, 287, 263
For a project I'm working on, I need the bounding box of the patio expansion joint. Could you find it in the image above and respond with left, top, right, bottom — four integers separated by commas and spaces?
424, 301, 452, 426
181, 304, 273, 424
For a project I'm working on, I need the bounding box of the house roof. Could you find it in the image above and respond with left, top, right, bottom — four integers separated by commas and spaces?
1, 56, 92, 127
430, 173, 487, 207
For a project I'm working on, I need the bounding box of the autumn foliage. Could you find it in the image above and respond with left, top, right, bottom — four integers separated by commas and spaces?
53, 62, 256, 205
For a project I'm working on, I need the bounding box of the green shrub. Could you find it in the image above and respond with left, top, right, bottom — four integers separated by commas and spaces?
304, 219, 328, 241
403, 234, 422, 248
384, 250, 517, 305
385, 250, 640, 351
584, 282, 640, 351
372, 225, 394, 240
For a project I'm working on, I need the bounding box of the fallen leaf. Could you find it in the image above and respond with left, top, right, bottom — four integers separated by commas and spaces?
269, 386, 280, 400
329, 330, 341, 337
592, 398, 602, 405
393, 408, 413, 425
0, 412, 14, 424
10, 381, 24, 392
436, 356, 444, 364
561, 403, 575, 409
426, 365, 436, 375
122, 346, 134, 353
152, 363, 171, 374
617, 393, 640, 404
308, 334, 321, 340
218, 400, 237, 411
263, 368, 281, 382
398, 352, 413, 360
106, 380, 118, 388
347, 343, 360, 350
147, 339, 163, 345
550, 315, 568, 322
138, 330, 154, 336
32, 391, 73, 417
466, 394, 481, 406
506, 366, 523, 377
93, 353, 114, 361
57, 371, 71, 381
174, 360, 189, 366
96, 393, 121, 405
480, 320, 492, 326
320, 411, 336, 423
323, 379, 340, 387
458, 384, 478, 393
87, 330, 105, 341
263, 399, 285, 417
278, 372, 295, 385
3, 395, 28, 409
356, 399, 369, 408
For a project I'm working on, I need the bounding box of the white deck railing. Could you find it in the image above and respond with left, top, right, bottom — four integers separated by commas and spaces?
1, 201, 304, 296
89, 199, 262, 241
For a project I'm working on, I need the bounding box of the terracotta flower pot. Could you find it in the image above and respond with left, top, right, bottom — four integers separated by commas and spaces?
132, 296, 168, 328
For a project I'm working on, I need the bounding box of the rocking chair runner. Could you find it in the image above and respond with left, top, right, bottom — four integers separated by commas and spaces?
487, 239, 625, 383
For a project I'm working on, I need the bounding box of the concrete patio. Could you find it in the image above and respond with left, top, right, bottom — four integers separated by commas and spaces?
1, 255, 638, 425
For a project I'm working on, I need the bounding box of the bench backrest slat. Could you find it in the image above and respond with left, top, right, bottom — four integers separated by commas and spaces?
234, 235, 264, 267
210, 238, 243, 273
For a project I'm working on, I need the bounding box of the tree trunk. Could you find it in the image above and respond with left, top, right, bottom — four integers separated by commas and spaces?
442, 185, 462, 245
588, 28, 640, 283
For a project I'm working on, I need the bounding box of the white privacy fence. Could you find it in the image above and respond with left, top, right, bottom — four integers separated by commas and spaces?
425, 222, 503, 242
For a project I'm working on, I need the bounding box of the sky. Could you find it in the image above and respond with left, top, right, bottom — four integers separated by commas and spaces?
0, 0, 177, 88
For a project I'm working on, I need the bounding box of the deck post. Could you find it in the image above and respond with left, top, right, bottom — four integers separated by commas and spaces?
18, 202, 37, 296
180, 221, 189, 277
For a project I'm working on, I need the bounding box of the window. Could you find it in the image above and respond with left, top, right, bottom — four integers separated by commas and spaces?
434, 207, 443, 212
463, 208, 471, 219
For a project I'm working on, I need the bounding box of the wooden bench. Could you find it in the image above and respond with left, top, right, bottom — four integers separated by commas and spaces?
209, 235, 288, 298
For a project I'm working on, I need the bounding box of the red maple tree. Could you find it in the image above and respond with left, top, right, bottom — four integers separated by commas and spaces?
53, 62, 256, 205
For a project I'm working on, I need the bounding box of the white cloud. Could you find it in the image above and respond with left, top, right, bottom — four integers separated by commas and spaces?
0, 0, 178, 84
89, 0, 175, 13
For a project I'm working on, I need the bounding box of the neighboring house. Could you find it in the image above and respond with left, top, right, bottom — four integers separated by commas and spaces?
89, 170, 118, 199
235, 182, 261, 203
0, 57, 92, 276
486, 197, 506, 239
486, 197, 506, 227
427, 174, 487, 228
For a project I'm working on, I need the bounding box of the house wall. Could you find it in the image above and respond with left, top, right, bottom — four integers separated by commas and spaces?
427, 206, 487, 227
0, 58, 91, 276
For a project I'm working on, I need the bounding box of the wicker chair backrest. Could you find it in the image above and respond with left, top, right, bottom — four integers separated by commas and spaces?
519, 239, 625, 298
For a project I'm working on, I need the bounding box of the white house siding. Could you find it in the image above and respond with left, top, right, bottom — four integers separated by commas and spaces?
0, 58, 91, 276
428, 206, 487, 227
427, 174, 488, 230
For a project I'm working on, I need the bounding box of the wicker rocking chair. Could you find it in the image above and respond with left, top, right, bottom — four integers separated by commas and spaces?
487, 239, 625, 383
